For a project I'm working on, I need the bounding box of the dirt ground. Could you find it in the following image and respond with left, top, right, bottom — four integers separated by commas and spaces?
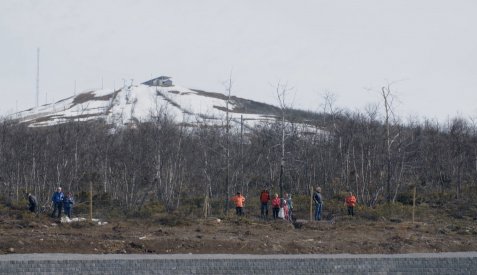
1, 207, 476, 255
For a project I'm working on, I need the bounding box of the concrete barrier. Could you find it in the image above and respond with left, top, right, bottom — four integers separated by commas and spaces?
1, 252, 476, 274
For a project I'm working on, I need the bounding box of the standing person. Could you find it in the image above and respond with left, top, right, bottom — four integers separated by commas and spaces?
313, 187, 323, 221
230, 192, 246, 216
51, 187, 64, 218
344, 191, 357, 216
285, 193, 294, 222
27, 193, 38, 213
260, 189, 271, 218
271, 193, 281, 220
280, 197, 288, 220
63, 192, 74, 219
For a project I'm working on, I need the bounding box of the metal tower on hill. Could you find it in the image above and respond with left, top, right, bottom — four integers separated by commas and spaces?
36, 47, 40, 108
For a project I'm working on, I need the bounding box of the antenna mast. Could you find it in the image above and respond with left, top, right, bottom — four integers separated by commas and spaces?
36, 47, 40, 107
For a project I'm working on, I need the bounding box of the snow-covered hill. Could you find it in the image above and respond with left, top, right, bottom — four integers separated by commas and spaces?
9, 77, 289, 128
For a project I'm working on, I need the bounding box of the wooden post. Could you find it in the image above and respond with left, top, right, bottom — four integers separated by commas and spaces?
310, 186, 313, 221
203, 193, 209, 219
89, 181, 93, 221
412, 184, 416, 224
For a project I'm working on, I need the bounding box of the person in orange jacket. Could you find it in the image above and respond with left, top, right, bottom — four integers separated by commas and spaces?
344, 191, 357, 216
230, 192, 246, 216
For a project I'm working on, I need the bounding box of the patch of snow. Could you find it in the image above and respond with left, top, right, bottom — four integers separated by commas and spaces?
9, 79, 326, 135
61, 216, 107, 225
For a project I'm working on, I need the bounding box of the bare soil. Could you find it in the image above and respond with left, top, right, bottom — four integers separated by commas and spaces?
1, 207, 476, 255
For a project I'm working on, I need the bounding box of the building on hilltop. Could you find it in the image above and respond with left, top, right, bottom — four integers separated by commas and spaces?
143, 76, 173, 87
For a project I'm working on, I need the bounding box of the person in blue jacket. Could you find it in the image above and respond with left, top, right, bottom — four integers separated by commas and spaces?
51, 187, 64, 218
63, 192, 74, 219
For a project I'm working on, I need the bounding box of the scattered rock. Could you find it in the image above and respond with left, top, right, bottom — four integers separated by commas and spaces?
129, 242, 144, 249
293, 221, 304, 229
438, 228, 449, 235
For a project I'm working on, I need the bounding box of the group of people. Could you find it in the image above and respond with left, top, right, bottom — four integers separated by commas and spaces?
229, 189, 294, 221
313, 187, 357, 220
229, 187, 357, 222
27, 187, 74, 219
260, 190, 294, 221
51, 187, 74, 219
30, 186, 356, 222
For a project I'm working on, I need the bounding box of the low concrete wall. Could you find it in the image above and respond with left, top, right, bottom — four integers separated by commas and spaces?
1, 253, 476, 274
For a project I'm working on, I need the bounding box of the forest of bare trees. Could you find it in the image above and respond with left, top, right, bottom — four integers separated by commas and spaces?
1, 105, 477, 215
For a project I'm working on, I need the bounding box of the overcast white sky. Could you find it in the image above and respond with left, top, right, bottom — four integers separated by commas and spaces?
1, 0, 476, 122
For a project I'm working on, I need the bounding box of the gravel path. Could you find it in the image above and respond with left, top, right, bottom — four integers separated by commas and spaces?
1, 252, 477, 261
1, 252, 476, 274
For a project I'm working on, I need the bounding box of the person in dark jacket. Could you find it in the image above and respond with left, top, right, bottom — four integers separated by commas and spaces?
27, 193, 38, 213
63, 192, 74, 219
313, 187, 323, 221
51, 187, 64, 218
260, 189, 271, 218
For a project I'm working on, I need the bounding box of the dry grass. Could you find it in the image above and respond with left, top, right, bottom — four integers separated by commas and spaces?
1, 194, 476, 254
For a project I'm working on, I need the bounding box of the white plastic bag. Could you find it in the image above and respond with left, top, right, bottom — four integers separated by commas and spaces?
278, 207, 285, 219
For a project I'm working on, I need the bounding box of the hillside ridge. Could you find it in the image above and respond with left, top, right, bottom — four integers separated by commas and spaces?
9, 76, 291, 128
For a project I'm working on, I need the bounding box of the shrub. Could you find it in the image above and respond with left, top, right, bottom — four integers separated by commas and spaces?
422, 192, 454, 206
395, 192, 413, 205
332, 191, 348, 202
156, 213, 191, 226
359, 202, 413, 221
131, 201, 165, 218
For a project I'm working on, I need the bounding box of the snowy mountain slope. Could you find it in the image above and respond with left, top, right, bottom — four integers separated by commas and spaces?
9, 77, 293, 128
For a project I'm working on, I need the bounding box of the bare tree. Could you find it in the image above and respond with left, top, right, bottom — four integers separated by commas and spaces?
223, 72, 233, 214
275, 81, 292, 197
381, 84, 399, 202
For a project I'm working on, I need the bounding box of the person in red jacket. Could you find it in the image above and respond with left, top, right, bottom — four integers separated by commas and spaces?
260, 189, 271, 218
230, 192, 246, 216
271, 193, 281, 220
344, 191, 357, 216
